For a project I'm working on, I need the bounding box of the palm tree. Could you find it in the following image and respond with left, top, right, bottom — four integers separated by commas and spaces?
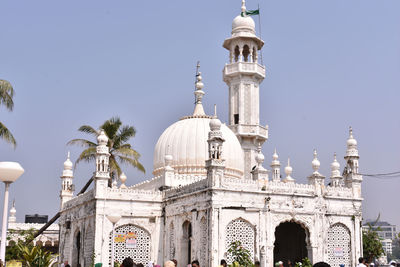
0, 79, 16, 147
68, 117, 145, 182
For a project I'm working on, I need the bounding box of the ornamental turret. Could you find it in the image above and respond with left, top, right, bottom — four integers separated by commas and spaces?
330, 153, 343, 187
95, 130, 111, 197
206, 106, 225, 187
270, 149, 281, 182
223, 0, 268, 179
60, 152, 74, 209
283, 158, 294, 183
251, 144, 268, 181
308, 150, 325, 195
343, 127, 362, 198
8, 200, 16, 224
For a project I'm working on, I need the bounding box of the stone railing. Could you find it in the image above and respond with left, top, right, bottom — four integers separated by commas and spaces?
222, 177, 259, 191
106, 187, 163, 202
63, 189, 94, 210
325, 186, 353, 198
267, 181, 315, 195
224, 62, 266, 77
164, 178, 208, 198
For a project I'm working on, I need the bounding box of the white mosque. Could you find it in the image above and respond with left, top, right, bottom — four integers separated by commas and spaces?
58, 1, 363, 267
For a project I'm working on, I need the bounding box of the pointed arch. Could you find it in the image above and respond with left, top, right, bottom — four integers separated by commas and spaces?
243, 45, 250, 62
225, 217, 255, 264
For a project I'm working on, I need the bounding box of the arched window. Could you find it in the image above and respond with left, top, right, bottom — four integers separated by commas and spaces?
327, 223, 351, 267
225, 218, 255, 264
243, 45, 250, 62
234, 46, 240, 62
252, 47, 257, 63
109, 224, 151, 265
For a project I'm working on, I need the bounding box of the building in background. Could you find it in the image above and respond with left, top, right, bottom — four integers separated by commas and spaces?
7, 202, 59, 254
362, 221, 397, 240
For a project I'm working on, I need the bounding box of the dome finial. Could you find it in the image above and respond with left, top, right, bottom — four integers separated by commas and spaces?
193, 61, 206, 116
214, 104, 217, 118
241, 0, 246, 13
312, 149, 321, 174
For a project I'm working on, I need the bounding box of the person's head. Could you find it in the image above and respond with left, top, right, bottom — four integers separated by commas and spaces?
164, 261, 175, 267
137, 264, 144, 267
65, 265, 71, 267
191, 260, 200, 267
391, 263, 396, 267
359, 257, 364, 264
122, 257, 135, 267
220, 259, 227, 267
255, 261, 260, 267
172, 259, 177, 267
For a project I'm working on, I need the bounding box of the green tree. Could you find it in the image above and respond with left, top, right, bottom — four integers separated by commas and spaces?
363, 226, 384, 263
68, 117, 145, 180
6, 228, 36, 261
17, 244, 56, 267
0, 79, 16, 147
227, 241, 254, 267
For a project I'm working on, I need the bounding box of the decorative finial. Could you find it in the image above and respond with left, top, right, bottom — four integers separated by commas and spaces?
349, 126, 353, 138
312, 149, 321, 174
193, 62, 206, 116
67, 151, 70, 159
119, 172, 127, 189
214, 104, 217, 117
241, 0, 246, 13
284, 158, 294, 182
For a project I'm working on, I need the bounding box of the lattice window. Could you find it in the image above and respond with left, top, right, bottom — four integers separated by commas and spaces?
200, 217, 208, 266
327, 223, 351, 267
109, 224, 151, 265
169, 222, 175, 259
225, 218, 255, 264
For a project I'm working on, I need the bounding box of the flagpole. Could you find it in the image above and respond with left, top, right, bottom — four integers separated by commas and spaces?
258, 3, 264, 66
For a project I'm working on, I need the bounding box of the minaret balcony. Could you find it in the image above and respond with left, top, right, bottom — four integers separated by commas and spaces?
228, 124, 268, 141
223, 62, 265, 80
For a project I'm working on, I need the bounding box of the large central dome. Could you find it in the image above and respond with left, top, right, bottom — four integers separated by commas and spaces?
153, 71, 244, 179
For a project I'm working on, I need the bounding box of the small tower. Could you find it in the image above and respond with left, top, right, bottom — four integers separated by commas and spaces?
223, 0, 268, 179
343, 127, 362, 198
160, 154, 175, 189
95, 130, 111, 197
206, 106, 226, 187
283, 158, 294, 183
251, 144, 268, 181
8, 200, 16, 224
308, 150, 325, 195
60, 152, 74, 209
270, 149, 281, 182
119, 172, 128, 189
330, 153, 343, 187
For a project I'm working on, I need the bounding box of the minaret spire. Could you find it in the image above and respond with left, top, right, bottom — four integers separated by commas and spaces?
241, 0, 246, 13
193, 62, 206, 116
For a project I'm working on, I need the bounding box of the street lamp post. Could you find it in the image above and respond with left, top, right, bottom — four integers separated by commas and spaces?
0, 162, 24, 263
107, 214, 121, 267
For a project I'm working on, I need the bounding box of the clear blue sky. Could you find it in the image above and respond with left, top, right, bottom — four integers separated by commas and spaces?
1, 0, 400, 229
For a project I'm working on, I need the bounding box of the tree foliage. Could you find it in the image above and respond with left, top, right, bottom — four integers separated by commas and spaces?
68, 117, 145, 180
363, 223, 384, 263
0, 79, 16, 147
227, 241, 254, 267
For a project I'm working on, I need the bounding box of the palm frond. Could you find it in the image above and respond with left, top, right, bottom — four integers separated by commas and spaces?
78, 125, 98, 137
113, 147, 141, 159
101, 117, 122, 142
109, 156, 122, 177
67, 138, 97, 147
118, 125, 136, 142
75, 147, 97, 167
0, 80, 14, 111
117, 155, 145, 173
0, 121, 16, 148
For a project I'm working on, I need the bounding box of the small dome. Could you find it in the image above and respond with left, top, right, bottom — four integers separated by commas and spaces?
256, 152, 264, 165
347, 127, 357, 147
312, 149, 320, 172
63, 152, 73, 170
209, 117, 222, 131
232, 15, 255, 35
153, 117, 244, 178
331, 154, 340, 171
97, 130, 108, 145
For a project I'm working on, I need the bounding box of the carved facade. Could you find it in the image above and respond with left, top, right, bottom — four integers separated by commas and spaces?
58, 1, 363, 267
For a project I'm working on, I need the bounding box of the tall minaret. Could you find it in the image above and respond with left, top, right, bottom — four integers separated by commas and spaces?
60, 152, 74, 209
223, 0, 268, 178
94, 129, 111, 197
8, 200, 16, 224
343, 127, 362, 198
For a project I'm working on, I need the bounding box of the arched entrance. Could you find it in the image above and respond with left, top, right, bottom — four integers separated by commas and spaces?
72, 231, 81, 267
181, 221, 192, 266
274, 221, 308, 266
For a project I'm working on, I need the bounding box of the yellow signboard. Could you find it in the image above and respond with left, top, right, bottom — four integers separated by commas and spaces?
6, 260, 22, 267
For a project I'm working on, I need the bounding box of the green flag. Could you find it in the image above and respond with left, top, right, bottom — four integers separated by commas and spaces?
241, 9, 259, 17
